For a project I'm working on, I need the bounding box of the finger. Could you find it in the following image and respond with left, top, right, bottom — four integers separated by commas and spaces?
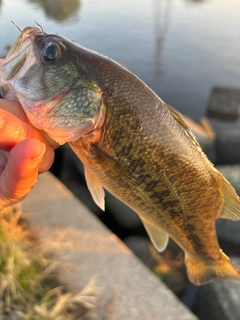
0, 109, 54, 172
0, 139, 46, 207
0, 151, 8, 175
0, 99, 59, 149
0, 99, 28, 122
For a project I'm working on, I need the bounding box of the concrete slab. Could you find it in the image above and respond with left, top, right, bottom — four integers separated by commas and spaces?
193, 258, 240, 320
21, 172, 198, 320
215, 128, 240, 165
217, 165, 240, 195
207, 87, 240, 121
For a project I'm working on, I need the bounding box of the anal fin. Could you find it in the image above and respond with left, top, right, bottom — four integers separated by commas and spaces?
141, 219, 169, 252
84, 167, 105, 211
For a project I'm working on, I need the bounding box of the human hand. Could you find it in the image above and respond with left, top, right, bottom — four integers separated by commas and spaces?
0, 99, 57, 209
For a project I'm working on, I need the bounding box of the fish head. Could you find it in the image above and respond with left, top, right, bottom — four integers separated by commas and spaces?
0, 27, 104, 144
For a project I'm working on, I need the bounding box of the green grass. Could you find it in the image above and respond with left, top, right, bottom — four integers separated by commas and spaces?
0, 206, 97, 319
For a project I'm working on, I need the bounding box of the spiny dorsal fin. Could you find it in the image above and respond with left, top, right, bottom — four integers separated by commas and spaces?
141, 218, 169, 252
167, 105, 200, 146
218, 174, 240, 221
167, 105, 191, 131
85, 167, 105, 211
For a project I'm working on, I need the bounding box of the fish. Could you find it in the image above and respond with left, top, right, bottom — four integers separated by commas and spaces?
0, 26, 240, 285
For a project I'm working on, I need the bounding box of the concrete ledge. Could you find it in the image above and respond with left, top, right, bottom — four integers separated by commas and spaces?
193, 258, 240, 320
207, 87, 240, 121
21, 172, 197, 320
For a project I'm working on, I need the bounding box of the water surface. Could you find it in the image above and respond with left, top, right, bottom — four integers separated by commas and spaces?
0, 0, 239, 117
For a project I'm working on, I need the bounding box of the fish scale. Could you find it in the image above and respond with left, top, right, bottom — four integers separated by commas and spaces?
1, 26, 240, 285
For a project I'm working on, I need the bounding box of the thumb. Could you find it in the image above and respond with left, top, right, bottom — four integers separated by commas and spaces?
0, 139, 46, 207
0, 108, 55, 172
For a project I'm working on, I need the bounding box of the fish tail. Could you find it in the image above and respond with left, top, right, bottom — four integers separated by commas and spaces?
185, 251, 240, 285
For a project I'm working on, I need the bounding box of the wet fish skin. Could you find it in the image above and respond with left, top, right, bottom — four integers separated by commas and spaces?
67, 47, 240, 284
1, 27, 240, 285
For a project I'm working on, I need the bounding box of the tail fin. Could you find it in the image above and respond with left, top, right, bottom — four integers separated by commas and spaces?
185, 251, 240, 285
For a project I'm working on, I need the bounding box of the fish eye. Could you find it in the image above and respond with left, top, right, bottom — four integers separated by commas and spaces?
41, 43, 61, 62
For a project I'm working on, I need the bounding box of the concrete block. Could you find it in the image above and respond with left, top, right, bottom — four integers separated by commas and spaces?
105, 190, 142, 229
21, 172, 197, 320
209, 115, 240, 165
207, 87, 240, 121
216, 218, 240, 247
217, 164, 240, 195
215, 129, 240, 164
124, 236, 152, 266
193, 258, 240, 320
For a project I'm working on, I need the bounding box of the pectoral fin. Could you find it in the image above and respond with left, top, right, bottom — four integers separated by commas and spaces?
90, 144, 139, 184
141, 219, 169, 252
84, 167, 105, 211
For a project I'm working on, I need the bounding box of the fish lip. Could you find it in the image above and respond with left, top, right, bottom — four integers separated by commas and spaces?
0, 28, 44, 82
3, 27, 43, 65
1, 42, 32, 67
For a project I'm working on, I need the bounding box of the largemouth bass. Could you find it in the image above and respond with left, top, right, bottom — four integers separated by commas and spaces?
1, 27, 240, 285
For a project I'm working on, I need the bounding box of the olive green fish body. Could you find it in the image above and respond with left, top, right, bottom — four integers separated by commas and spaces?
69, 59, 224, 261
1, 27, 240, 284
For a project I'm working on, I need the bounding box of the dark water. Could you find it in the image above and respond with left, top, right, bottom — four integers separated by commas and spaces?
0, 0, 239, 118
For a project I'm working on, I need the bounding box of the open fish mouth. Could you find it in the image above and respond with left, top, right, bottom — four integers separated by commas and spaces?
4, 26, 44, 62
0, 27, 43, 84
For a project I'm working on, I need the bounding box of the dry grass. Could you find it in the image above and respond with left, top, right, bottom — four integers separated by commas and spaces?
0, 206, 98, 320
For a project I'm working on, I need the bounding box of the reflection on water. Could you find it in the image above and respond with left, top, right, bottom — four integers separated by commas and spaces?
0, 0, 239, 118
27, 0, 81, 22
185, 0, 209, 3
152, 0, 173, 77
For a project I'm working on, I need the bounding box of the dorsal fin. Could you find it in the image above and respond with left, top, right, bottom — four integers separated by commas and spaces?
141, 218, 169, 252
167, 105, 200, 146
167, 105, 190, 130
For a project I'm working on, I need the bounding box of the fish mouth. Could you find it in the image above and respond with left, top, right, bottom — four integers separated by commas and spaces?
0, 27, 44, 83
5, 27, 44, 62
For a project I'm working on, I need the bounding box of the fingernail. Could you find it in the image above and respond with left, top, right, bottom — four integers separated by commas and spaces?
31, 142, 46, 168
